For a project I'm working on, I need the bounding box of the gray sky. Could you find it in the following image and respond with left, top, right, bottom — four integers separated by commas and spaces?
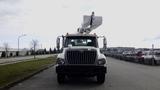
0, 0, 160, 49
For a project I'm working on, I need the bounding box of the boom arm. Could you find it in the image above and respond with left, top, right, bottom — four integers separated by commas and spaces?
78, 12, 103, 34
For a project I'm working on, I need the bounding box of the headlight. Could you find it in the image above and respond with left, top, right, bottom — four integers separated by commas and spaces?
56, 58, 65, 65
97, 58, 106, 65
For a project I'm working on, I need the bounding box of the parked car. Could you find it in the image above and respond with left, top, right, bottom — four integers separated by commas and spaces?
142, 51, 160, 65
132, 51, 144, 63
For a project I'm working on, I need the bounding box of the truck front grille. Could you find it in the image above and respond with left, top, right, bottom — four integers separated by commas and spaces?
66, 50, 97, 64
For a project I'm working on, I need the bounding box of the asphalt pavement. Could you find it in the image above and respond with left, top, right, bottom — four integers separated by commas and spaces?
9, 57, 160, 90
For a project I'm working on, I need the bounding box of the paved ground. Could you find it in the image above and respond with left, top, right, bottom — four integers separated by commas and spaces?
0, 54, 54, 65
10, 57, 160, 90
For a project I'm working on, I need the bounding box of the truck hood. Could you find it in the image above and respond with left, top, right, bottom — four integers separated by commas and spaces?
64, 46, 97, 50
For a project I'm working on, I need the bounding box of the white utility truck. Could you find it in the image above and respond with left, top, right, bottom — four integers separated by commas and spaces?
55, 12, 107, 84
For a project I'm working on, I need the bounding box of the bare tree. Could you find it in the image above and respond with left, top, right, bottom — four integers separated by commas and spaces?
3, 42, 9, 58
30, 40, 39, 59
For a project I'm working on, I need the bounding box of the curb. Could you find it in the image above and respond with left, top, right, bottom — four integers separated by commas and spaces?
0, 64, 55, 90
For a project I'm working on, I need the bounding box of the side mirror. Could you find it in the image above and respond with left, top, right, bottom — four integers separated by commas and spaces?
103, 37, 107, 49
100, 49, 103, 53
56, 37, 60, 51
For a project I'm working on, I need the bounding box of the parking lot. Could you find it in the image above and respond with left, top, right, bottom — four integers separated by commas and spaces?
105, 48, 160, 65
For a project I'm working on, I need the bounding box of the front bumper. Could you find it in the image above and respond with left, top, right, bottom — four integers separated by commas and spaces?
56, 65, 107, 76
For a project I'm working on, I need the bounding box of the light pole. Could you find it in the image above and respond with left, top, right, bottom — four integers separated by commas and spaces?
18, 34, 26, 55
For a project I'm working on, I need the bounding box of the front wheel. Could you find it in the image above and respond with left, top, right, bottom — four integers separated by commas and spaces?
57, 74, 65, 84
97, 73, 105, 84
150, 58, 155, 65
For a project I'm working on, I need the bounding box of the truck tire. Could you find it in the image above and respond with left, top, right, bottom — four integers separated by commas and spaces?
57, 74, 65, 84
151, 59, 155, 66
145, 59, 150, 65
97, 73, 105, 84
144, 59, 147, 65
154, 60, 158, 65
143, 59, 146, 64
157, 60, 160, 65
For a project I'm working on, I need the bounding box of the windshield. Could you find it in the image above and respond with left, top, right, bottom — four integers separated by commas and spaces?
64, 36, 97, 47
155, 52, 160, 56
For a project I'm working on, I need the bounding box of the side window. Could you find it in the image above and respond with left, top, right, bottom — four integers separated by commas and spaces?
149, 52, 154, 55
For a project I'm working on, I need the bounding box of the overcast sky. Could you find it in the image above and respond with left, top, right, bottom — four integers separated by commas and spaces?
0, 0, 160, 49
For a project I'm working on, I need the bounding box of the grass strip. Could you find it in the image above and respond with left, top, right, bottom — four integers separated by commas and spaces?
0, 56, 56, 87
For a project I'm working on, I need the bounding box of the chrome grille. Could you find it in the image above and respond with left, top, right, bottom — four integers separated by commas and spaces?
66, 49, 97, 64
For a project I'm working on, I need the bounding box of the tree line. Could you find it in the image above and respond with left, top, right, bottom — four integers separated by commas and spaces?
1, 40, 58, 58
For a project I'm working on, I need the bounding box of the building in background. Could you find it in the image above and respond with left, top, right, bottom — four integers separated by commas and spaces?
0, 47, 30, 58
